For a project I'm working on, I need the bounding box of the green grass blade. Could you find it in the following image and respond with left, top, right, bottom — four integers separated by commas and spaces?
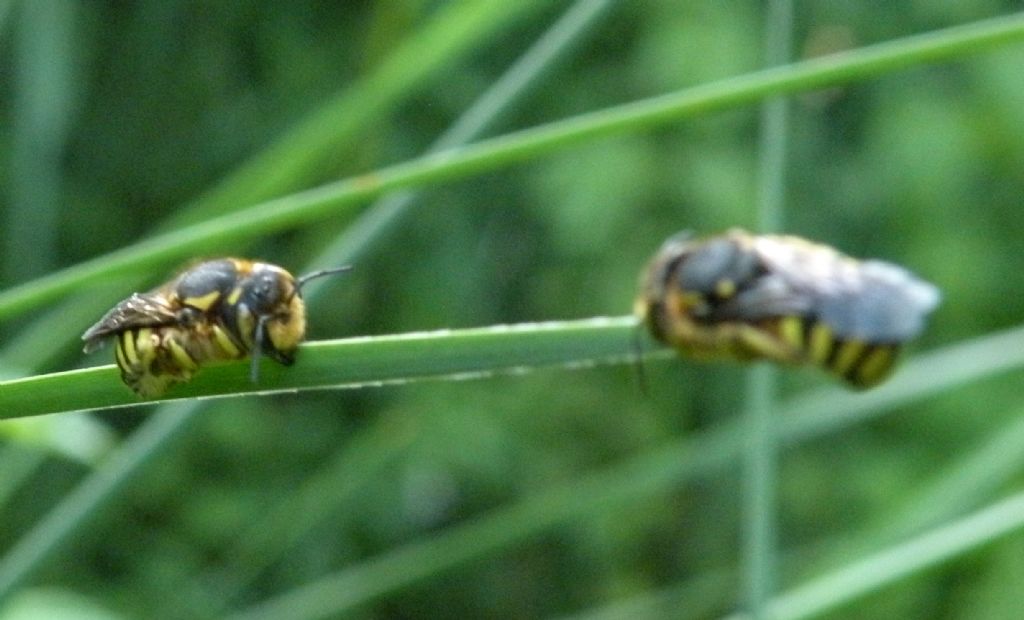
195, 3, 622, 611
2, 12, 1023, 320
570, 407, 1024, 620
743, 364, 780, 616
219, 323, 1024, 618
742, 0, 792, 613
782, 403, 1024, 599
0, 317, 641, 419
554, 569, 734, 620
882, 406, 1024, 539
761, 489, 1024, 620
226, 429, 740, 620
5, 0, 76, 282
169, 0, 548, 226
0, 404, 202, 602
301, 0, 619, 274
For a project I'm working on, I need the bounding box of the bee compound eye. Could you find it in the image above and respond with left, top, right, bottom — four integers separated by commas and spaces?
677, 240, 738, 293
242, 273, 282, 313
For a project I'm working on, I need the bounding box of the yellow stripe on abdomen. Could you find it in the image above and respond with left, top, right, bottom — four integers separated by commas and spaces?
808, 323, 834, 365
166, 337, 199, 371
119, 331, 139, 366
830, 340, 866, 377
777, 316, 804, 352
852, 346, 898, 388
115, 336, 130, 372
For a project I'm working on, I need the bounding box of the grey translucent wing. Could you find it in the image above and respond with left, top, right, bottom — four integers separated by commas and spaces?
709, 236, 824, 323
806, 259, 941, 342
712, 271, 816, 322
81, 293, 179, 353
724, 236, 940, 342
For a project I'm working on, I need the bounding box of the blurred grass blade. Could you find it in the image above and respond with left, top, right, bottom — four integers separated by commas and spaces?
0, 404, 201, 602
759, 489, 1024, 620
2, 11, 1024, 320
226, 429, 740, 620
742, 0, 792, 613
881, 406, 1024, 539
220, 323, 1024, 618
554, 569, 734, 620
302, 0, 620, 275
5, 0, 77, 282
570, 410, 1024, 620
785, 403, 1024, 595
197, 414, 419, 615
0, 446, 47, 508
170, 0, 549, 226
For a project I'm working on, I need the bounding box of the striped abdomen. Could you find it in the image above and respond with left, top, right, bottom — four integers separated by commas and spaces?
114, 321, 247, 397
768, 316, 899, 389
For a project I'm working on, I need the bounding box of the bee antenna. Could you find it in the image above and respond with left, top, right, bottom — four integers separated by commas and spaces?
296, 265, 354, 293
250, 315, 269, 384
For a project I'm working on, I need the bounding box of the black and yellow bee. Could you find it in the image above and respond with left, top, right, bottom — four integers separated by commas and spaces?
635, 229, 940, 388
82, 258, 351, 397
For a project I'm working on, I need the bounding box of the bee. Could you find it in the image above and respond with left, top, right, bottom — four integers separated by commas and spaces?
635, 229, 940, 388
82, 259, 351, 398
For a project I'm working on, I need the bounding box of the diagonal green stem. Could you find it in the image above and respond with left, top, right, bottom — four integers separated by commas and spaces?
168, 0, 548, 226
1, 12, 1023, 320
760, 489, 1024, 620
0, 318, 643, 420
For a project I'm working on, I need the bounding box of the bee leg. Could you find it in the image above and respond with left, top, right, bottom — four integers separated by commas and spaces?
260, 341, 296, 366
631, 324, 649, 396
268, 350, 296, 366
250, 316, 267, 383
733, 323, 801, 365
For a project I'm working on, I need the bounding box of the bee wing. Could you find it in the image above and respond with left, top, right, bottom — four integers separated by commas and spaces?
713, 236, 940, 343
712, 272, 817, 322
747, 235, 940, 342
806, 259, 941, 342
81, 293, 179, 353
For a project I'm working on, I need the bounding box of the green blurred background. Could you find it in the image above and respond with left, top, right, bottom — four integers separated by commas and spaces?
1, 1, 1024, 618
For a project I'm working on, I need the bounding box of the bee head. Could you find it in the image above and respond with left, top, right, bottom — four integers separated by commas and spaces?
244, 264, 352, 382
238, 264, 305, 365
242, 266, 293, 316
638, 230, 765, 334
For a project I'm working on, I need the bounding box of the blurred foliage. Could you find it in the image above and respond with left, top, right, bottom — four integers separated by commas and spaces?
1, 1, 1024, 619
